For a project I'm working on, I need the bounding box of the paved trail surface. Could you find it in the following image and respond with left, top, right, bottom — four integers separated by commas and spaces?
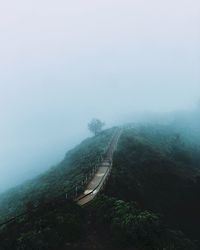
77, 129, 122, 206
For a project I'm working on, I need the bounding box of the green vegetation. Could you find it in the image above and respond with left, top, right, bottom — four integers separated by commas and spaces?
105, 126, 200, 244
91, 195, 196, 250
0, 128, 115, 224
0, 125, 200, 249
0, 200, 84, 250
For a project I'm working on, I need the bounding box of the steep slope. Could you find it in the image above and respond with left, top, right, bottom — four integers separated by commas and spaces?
0, 128, 115, 224
0, 125, 200, 250
105, 126, 200, 241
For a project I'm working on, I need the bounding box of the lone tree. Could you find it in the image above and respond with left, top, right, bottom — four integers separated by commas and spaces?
88, 118, 105, 136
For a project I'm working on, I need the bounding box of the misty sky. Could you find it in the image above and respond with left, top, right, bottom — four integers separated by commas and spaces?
0, 0, 200, 192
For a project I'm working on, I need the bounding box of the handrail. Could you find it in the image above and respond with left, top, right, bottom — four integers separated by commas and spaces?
0, 128, 122, 227
76, 161, 112, 202
76, 128, 122, 204
0, 212, 26, 227
66, 129, 118, 199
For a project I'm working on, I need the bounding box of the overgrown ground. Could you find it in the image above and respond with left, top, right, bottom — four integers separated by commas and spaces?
105, 126, 200, 244
0, 125, 200, 249
0, 128, 115, 224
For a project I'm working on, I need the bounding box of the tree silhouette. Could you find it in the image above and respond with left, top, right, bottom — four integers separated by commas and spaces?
88, 119, 105, 136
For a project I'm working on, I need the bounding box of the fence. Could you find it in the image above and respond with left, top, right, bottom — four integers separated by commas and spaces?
0, 129, 120, 228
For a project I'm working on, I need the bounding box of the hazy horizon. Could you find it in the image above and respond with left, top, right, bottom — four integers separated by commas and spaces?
0, 0, 199, 192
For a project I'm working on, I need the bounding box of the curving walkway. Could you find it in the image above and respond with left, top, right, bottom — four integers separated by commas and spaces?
76, 128, 122, 206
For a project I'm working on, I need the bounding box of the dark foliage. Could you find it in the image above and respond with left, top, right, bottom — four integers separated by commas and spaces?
91, 195, 196, 250
105, 126, 200, 245
0, 200, 84, 250
0, 128, 114, 224
0, 125, 200, 250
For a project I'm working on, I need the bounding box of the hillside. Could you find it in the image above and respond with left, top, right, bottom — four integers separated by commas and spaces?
105, 126, 200, 241
0, 128, 115, 223
0, 125, 200, 250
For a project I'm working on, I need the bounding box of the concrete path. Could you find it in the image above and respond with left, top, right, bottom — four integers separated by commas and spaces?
76, 129, 121, 206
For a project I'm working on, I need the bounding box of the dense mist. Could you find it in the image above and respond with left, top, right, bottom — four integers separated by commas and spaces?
0, 0, 199, 192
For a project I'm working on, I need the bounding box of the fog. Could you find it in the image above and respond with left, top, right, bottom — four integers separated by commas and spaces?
0, 0, 199, 192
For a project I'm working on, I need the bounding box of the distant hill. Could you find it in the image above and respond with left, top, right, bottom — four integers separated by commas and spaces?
0, 124, 200, 250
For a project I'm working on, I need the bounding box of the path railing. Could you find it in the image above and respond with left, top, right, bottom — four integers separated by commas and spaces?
0, 128, 122, 227
75, 128, 122, 205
